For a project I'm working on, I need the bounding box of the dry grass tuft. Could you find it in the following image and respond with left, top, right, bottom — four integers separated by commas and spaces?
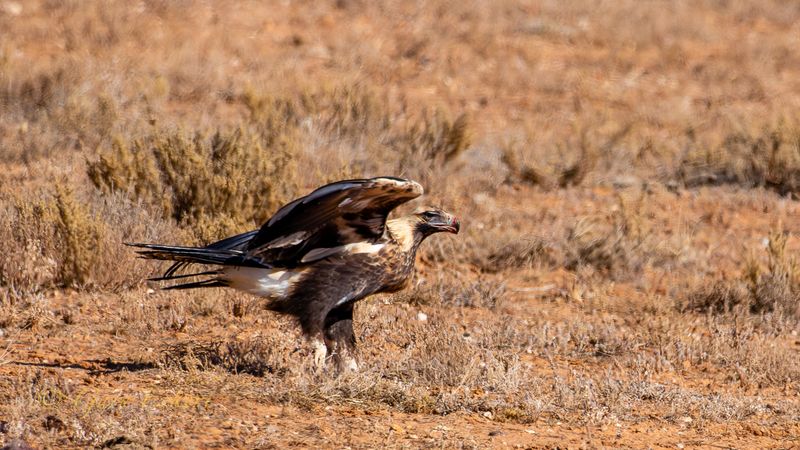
0, 196, 60, 293
678, 124, 800, 196
746, 231, 800, 317
503, 123, 632, 189
501, 144, 554, 189
392, 111, 471, 187
398, 275, 506, 310
398, 111, 470, 166
564, 195, 652, 279
684, 280, 750, 315
159, 335, 293, 377
310, 85, 393, 140
685, 230, 800, 319
481, 237, 557, 272
51, 185, 106, 287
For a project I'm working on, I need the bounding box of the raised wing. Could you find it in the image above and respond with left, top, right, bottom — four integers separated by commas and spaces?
245, 177, 423, 266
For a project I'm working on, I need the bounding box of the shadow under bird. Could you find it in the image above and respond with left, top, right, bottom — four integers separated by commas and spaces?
128, 177, 460, 371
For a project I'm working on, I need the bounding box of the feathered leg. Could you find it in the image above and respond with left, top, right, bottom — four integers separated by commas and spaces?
323, 303, 358, 372
297, 301, 331, 373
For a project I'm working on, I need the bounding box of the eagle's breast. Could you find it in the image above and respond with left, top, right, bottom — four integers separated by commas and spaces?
377, 217, 423, 293
377, 246, 417, 293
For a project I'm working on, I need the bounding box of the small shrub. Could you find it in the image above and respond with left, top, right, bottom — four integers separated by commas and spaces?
52, 185, 106, 287
87, 128, 298, 240
501, 144, 554, 189
0, 198, 59, 292
0, 185, 104, 290
684, 280, 750, 314
399, 111, 470, 165
746, 231, 800, 317
0, 185, 174, 294
311, 85, 393, 139
240, 89, 302, 129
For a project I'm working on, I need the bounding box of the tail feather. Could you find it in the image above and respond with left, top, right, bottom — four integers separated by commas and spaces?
162, 279, 229, 290
127, 239, 266, 291
126, 243, 267, 268
147, 270, 221, 282
154, 229, 260, 278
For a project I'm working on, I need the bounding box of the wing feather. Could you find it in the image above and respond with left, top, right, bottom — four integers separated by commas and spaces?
245, 177, 422, 266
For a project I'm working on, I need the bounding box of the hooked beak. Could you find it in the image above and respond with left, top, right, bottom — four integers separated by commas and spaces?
445, 216, 460, 234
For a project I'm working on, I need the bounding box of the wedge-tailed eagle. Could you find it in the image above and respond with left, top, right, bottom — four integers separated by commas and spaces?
129, 177, 459, 371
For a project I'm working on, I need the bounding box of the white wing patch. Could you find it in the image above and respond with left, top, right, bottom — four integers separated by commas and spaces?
300, 242, 386, 264
222, 267, 305, 298
299, 247, 343, 263
267, 231, 309, 248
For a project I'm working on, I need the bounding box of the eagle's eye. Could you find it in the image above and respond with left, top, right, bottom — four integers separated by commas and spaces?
421, 211, 438, 220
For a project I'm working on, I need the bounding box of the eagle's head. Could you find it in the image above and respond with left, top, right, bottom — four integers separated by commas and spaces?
413, 208, 460, 236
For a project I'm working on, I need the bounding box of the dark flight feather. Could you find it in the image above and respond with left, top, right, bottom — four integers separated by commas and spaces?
243, 177, 423, 266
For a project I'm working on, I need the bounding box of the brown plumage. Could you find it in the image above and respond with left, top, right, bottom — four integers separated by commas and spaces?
129, 177, 459, 371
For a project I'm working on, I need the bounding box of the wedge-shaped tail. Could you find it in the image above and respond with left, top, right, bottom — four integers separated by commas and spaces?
126, 241, 268, 289
127, 242, 266, 267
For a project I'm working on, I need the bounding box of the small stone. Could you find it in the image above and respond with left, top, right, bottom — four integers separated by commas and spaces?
417, 312, 428, 322
612, 175, 640, 189
488, 430, 503, 436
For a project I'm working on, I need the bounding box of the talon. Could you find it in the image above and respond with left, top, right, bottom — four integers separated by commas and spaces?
343, 356, 359, 372
312, 338, 327, 371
